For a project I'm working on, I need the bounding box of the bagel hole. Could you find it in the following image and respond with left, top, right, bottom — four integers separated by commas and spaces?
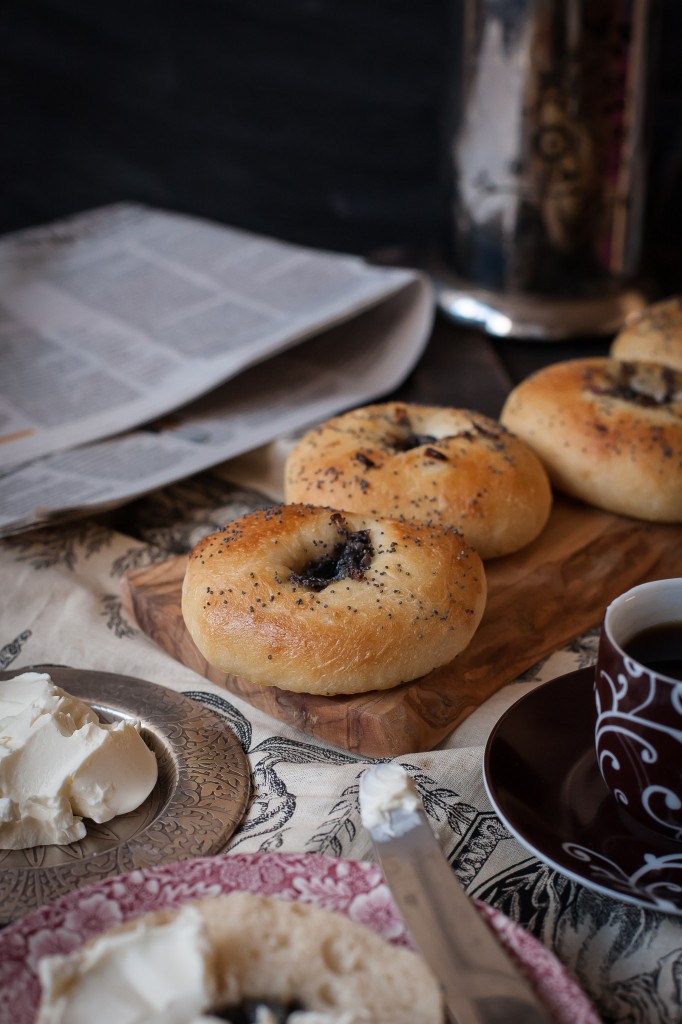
289, 514, 374, 591
590, 362, 678, 406
210, 998, 305, 1022
388, 425, 437, 452
380, 410, 436, 452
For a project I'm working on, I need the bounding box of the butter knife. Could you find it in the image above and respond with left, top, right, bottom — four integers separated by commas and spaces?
359, 764, 552, 1024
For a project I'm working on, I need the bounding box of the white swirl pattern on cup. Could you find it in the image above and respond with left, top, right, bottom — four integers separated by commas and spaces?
563, 841, 682, 913
595, 665, 682, 840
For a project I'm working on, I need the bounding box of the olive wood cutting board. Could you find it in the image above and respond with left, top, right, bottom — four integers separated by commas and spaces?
121, 495, 682, 757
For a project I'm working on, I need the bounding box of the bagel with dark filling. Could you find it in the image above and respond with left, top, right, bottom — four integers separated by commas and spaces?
181, 503, 486, 695
283, 403, 552, 559
500, 357, 682, 522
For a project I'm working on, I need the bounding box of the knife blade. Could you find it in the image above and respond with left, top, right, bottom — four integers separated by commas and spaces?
359, 764, 552, 1024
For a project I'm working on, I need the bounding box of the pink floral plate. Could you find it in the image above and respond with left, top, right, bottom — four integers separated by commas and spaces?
0, 851, 600, 1024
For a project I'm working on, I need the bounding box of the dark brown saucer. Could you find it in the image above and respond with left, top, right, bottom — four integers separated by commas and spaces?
484, 668, 682, 915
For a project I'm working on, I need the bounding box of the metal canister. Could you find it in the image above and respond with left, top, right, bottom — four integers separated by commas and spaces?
437, 0, 653, 338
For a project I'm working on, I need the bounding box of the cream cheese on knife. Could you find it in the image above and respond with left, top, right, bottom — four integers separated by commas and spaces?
358, 762, 420, 833
0, 671, 158, 849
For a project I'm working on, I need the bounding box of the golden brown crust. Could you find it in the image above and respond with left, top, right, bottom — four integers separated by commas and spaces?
611, 297, 682, 371
283, 403, 552, 559
500, 357, 682, 522
181, 503, 486, 695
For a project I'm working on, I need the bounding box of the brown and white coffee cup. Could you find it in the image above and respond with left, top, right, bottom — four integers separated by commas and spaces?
595, 578, 682, 839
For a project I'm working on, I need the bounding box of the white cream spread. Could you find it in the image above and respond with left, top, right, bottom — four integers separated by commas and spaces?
0, 671, 158, 849
358, 762, 421, 831
36, 905, 215, 1024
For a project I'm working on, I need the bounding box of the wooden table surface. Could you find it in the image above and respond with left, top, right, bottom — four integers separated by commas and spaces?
388, 310, 611, 417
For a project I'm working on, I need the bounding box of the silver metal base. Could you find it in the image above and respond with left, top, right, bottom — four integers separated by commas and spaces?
432, 267, 649, 341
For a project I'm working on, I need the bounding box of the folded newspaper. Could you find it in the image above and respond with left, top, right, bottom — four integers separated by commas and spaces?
0, 203, 434, 537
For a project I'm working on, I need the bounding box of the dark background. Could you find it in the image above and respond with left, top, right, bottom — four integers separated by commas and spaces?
2, 0, 681, 281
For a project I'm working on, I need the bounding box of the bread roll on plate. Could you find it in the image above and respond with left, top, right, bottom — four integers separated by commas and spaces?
37, 891, 443, 1023
500, 357, 682, 522
284, 402, 552, 559
610, 297, 682, 371
181, 503, 486, 695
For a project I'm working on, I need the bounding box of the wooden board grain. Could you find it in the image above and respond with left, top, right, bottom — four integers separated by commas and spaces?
121, 496, 682, 757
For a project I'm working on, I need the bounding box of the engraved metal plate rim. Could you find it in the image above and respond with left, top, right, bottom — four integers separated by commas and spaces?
0, 664, 251, 925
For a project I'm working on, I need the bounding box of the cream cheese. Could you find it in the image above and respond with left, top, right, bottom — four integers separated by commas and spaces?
358, 763, 420, 832
36, 904, 215, 1024
0, 671, 158, 849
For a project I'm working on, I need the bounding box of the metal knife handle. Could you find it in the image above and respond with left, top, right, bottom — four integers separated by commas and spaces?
360, 764, 554, 1024
379, 840, 549, 1024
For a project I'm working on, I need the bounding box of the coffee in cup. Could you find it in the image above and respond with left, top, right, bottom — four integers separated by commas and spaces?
595, 578, 682, 839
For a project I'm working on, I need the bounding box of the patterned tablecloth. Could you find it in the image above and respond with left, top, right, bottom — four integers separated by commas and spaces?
2, 443, 681, 1024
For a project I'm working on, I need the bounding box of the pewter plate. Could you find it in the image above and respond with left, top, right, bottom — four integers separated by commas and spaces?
0, 665, 251, 925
